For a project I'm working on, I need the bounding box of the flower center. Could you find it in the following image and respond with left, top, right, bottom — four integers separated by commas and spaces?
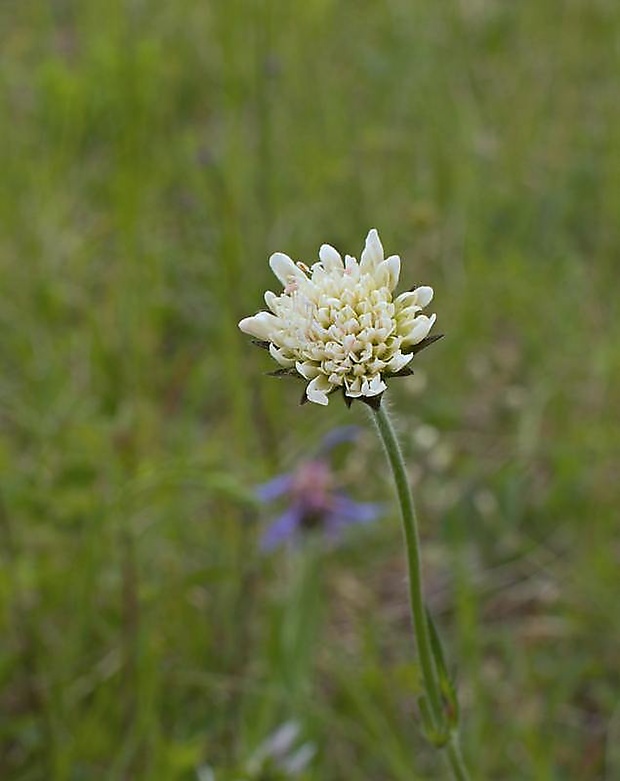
277, 271, 400, 389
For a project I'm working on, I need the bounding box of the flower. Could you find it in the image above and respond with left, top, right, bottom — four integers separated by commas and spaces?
256, 427, 381, 550
198, 721, 316, 780
245, 722, 316, 778
239, 229, 438, 406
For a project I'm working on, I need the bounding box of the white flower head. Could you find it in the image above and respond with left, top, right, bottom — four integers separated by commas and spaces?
239, 229, 439, 406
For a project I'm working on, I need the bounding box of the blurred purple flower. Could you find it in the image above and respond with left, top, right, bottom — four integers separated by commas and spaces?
256, 427, 382, 551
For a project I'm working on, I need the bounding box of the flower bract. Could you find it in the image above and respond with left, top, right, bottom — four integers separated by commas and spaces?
239, 229, 437, 405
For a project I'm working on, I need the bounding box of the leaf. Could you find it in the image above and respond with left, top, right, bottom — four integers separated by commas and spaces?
426, 606, 460, 727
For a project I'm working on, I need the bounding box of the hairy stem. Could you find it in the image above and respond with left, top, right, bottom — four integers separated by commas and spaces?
370, 401, 470, 780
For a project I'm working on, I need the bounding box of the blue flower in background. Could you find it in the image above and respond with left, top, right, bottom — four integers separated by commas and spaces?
256, 426, 382, 550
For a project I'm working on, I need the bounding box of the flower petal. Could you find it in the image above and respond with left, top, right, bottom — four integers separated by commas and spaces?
270, 343, 296, 367
344, 376, 363, 397
264, 290, 279, 312
344, 254, 359, 277
319, 244, 344, 271
296, 361, 321, 380
263, 722, 301, 757
239, 311, 279, 341
269, 252, 307, 287
360, 228, 384, 270
260, 506, 303, 551
255, 473, 294, 502
402, 313, 436, 346
329, 494, 383, 525
317, 426, 362, 454
378, 254, 401, 291
414, 285, 434, 308
362, 375, 387, 396
306, 375, 333, 405
321, 498, 382, 542
394, 291, 420, 309
282, 744, 316, 775
386, 351, 414, 373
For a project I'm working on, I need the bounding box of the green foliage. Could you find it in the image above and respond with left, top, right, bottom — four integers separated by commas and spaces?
1, 0, 619, 778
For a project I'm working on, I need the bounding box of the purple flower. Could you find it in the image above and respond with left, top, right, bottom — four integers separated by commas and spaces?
256, 428, 382, 551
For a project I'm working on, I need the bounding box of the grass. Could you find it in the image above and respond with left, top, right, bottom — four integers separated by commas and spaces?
1, 0, 620, 778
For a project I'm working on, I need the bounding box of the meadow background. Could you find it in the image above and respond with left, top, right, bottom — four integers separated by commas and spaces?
1, 1, 620, 779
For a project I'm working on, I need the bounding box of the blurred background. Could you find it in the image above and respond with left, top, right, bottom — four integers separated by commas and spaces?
1, 1, 619, 779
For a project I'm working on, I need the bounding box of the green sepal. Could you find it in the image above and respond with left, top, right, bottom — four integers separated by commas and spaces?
383, 366, 415, 379
250, 338, 271, 350
402, 333, 444, 356
266, 368, 303, 379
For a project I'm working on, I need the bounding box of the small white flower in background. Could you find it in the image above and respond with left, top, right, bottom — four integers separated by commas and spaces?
246, 722, 316, 779
196, 721, 316, 780
239, 229, 439, 406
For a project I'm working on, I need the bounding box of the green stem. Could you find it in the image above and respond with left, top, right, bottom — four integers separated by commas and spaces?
370, 401, 470, 781
446, 733, 470, 781
371, 403, 443, 721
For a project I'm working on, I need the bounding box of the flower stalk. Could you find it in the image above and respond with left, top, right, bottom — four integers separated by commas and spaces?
370, 401, 470, 781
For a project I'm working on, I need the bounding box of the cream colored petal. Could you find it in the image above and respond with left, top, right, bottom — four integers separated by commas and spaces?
309, 264, 327, 285
360, 228, 384, 271
264, 290, 279, 312
238, 311, 279, 341
402, 313, 436, 345
397, 311, 424, 335
344, 377, 363, 398
414, 285, 434, 308
269, 252, 307, 287
394, 290, 420, 309
395, 286, 434, 310
269, 344, 296, 367
397, 308, 423, 328
362, 375, 387, 396
306, 375, 332, 405
344, 254, 359, 275
295, 360, 321, 380
319, 243, 344, 271
378, 254, 401, 291
386, 351, 414, 373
